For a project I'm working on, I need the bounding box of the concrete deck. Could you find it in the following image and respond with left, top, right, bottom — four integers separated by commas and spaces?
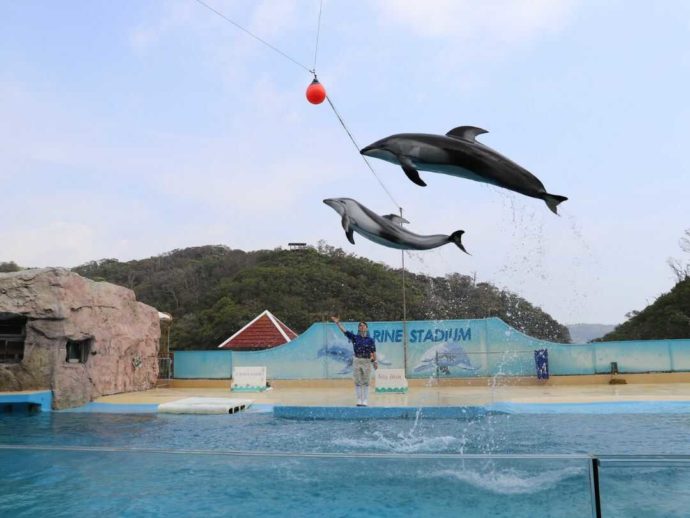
93, 375, 690, 408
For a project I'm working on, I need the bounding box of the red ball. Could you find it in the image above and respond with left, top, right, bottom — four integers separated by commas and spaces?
306, 79, 326, 104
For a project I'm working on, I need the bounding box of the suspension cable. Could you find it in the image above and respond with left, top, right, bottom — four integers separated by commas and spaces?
192, 0, 401, 211
193, 0, 313, 73
312, 0, 324, 73
325, 96, 401, 211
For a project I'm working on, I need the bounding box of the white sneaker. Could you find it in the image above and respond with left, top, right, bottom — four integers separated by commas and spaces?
361, 401, 368, 407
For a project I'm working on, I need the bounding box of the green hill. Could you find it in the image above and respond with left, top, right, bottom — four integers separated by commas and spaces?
598, 277, 690, 341
70, 243, 571, 350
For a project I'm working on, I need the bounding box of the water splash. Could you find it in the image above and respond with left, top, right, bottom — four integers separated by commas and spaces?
331, 430, 463, 454
331, 408, 466, 454
423, 465, 586, 495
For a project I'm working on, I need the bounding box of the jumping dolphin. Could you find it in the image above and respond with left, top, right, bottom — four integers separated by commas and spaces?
323, 197, 468, 253
360, 126, 568, 214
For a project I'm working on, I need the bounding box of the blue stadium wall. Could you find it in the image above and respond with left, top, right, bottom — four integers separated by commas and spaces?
173, 317, 690, 379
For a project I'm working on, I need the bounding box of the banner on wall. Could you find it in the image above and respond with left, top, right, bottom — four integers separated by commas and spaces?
179, 318, 690, 380
232, 319, 488, 379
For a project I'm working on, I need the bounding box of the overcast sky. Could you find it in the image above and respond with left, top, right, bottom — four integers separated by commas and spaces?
2, 1, 689, 326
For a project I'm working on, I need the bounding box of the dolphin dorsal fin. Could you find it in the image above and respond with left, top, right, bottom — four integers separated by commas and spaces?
446, 126, 488, 142
382, 214, 410, 225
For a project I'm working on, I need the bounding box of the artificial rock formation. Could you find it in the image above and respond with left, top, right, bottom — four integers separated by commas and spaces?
0, 268, 160, 409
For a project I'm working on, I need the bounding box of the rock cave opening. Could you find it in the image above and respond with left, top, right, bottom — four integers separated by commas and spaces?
0, 313, 26, 363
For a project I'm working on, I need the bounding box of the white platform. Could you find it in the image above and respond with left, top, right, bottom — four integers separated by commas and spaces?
157, 397, 253, 414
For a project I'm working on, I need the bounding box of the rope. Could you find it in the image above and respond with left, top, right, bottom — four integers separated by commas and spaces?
192, 0, 401, 211
312, 0, 324, 72
193, 0, 313, 73
326, 96, 401, 210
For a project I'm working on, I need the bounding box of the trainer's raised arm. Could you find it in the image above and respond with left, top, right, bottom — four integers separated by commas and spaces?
331, 315, 346, 334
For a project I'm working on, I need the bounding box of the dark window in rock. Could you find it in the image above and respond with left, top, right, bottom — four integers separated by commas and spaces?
66, 339, 92, 364
0, 314, 26, 363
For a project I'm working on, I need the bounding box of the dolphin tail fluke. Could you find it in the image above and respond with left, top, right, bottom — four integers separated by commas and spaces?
449, 230, 469, 255
543, 193, 568, 215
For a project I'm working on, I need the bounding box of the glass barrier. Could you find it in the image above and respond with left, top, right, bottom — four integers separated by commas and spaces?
0, 446, 594, 517
596, 455, 690, 517
4, 446, 688, 517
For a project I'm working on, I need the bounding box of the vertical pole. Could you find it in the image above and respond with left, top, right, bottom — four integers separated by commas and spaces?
400, 207, 408, 376
166, 320, 172, 381
589, 456, 602, 518
435, 351, 439, 381
323, 314, 329, 379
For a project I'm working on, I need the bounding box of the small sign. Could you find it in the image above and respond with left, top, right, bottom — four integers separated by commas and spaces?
375, 369, 408, 393
232, 366, 267, 392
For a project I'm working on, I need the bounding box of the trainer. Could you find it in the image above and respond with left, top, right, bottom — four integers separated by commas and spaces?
331, 316, 377, 406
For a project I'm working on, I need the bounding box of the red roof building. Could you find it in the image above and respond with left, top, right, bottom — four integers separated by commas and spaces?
217, 310, 298, 351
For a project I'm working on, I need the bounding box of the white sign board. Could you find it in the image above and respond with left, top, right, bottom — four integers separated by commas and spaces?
232, 366, 267, 392
375, 369, 408, 393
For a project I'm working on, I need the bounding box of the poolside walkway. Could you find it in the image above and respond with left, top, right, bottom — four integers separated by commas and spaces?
95, 376, 690, 407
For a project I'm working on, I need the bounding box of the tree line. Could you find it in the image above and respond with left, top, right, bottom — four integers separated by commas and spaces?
597, 226, 690, 341
71, 242, 571, 349
7, 232, 689, 346
597, 277, 690, 341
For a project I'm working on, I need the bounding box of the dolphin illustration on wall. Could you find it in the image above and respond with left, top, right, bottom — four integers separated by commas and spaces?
413, 342, 477, 374
360, 126, 568, 214
323, 198, 468, 253
317, 345, 353, 374
317, 345, 391, 374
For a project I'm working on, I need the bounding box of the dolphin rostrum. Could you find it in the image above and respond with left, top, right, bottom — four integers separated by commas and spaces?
323, 197, 468, 253
360, 126, 568, 214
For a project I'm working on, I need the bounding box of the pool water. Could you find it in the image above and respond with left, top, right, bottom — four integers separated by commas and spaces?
1, 411, 689, 517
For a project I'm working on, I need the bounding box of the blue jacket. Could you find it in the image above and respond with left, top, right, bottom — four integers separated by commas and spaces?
344, 331, 376, 359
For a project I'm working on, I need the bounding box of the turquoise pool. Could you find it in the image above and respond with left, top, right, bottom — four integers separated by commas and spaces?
1, 410, 689, 517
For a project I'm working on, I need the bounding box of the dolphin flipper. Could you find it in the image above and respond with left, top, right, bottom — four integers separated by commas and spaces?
398, 156, 426, 186
341, 214, 350, 233
341, 215, 355, 244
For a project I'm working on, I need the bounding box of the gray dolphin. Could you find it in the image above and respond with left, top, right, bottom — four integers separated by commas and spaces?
360, 126, 568, 214
323, 197, 468, 253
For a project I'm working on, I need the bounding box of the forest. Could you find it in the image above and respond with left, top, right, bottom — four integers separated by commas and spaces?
70, 243, 571, 349
5, 239, 688, 348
